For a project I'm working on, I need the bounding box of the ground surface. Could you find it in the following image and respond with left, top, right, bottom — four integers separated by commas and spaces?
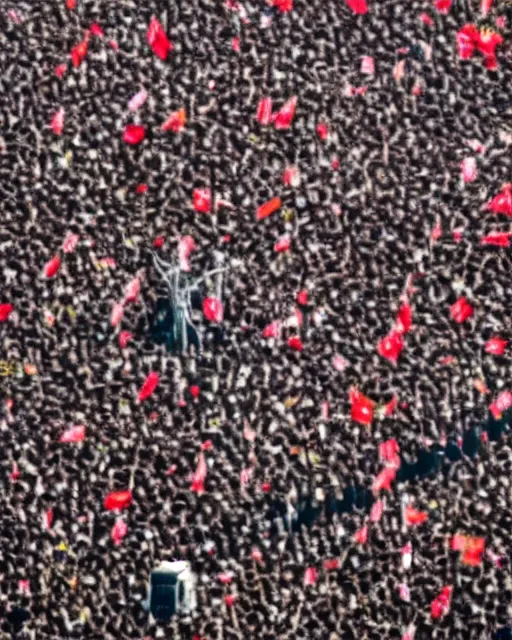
0, 0, 511, 639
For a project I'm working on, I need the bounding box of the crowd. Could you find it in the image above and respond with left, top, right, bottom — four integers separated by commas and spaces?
1, 0, 511, 638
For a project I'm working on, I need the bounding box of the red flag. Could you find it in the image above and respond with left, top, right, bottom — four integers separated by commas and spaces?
297, 290, 308, 306
192, 188, 212, 213
272, 0, 293, 11
349, 388, 375, 426
123, 124, 146, 145
191, 452, 207, 494
288, 336, 303, 351
480, 232, 511, 247
434, 0, 452, 14
71, 37, 89, 68
162, 108, 186, 133
395, 302, 412, 334
431, 586, 452, 619
384, 395, 399, 418
372, 467, 396, 493
262, 321, 281, 339
450, 297, 474, 323
476, 28, 503, 60
405, 506, 428, 526
379, 439, 400, 466
203, 297, 223, 323
44, 508, 54, 530
353, 525, 368, 544
10, 462, 20, 482
345, 0, 368, 13
316, 122, 329, 140
43, 255, 61, 278
0, 303, 14, 322
377, 330, 404, 364
119, 331, 133, 349
456, 24, 479, 60
256, 97, 273, 126
147, 17, 173, 60
323, 558, 340, 570
90, 23, 104, 37
273, 97, 297, 130
256, 197, 281, 221
485, 337, 507, 355
138, 371, 160, 403
461, 536, 485, 566
486, 184, 512, 216
104, 490, 133, 511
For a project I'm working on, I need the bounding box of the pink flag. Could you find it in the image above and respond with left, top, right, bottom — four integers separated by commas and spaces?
360, 56, 375, 74
178, 236, 196, 272
128, 89, 148, 112
240, 468, 252, 486
398, 583, 411, 602
123, 276, 141, 304
303, 567, 318, 586
370, 499, 384, 522
461, 157, 478, 183
59, 425, 86, 443
401, 542, 413, 570
401, 624, 416, 640
51, 108, 65, 135
353, 525, 368, 544
62, 233, 79, 253
481, 0, 493, 16
191, 452, 207, 494
111, 302, 124, 328
111, 518, 128, 545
